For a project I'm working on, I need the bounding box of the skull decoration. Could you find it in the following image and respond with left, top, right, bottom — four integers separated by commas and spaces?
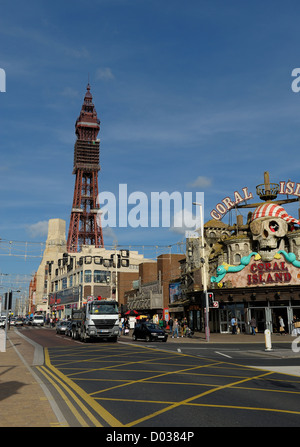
250, 203, 300, 262
250, 217, 287, 261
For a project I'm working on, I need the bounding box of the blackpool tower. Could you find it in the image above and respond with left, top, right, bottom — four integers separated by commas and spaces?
67, 84, 104, 252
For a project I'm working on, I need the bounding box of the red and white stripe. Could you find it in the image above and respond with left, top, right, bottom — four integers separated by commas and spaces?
251, 203, 300, 225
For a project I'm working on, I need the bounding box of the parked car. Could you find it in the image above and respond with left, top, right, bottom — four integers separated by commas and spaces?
14, 318, 24, 327
56, 320, 68, 334
132, 322, 168, 342
0, 316, 6, 328
32, 315, 44, 326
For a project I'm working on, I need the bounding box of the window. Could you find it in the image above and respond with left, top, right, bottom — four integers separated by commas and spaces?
89, 302, 118, 315
84, 270, 92, 283
94, 270, 111, 284
234, 254, 241, 263
62, 277, 67, 289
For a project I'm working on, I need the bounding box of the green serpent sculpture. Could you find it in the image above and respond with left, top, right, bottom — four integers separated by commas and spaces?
211, 252, 259, 283
211, 250, 300, 285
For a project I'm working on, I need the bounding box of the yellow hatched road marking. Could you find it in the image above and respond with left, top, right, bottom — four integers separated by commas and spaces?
38, 365, 100, 427
89, 361, 223, 396
125, 370, 275, 427
188, 403, 300, 415
45, 343, 300, 427
44, 348, 123, 427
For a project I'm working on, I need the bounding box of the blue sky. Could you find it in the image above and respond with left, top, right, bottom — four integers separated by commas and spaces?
1, 0, 300, 289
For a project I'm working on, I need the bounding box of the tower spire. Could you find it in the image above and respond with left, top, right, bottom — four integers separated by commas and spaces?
67, 85, 104, 252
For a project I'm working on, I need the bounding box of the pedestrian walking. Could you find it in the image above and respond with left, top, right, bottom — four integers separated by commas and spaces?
250, 317, 256, 335
172, 319, 179, 338
180, 317, 187, 337
278, 316, 286, 335
119, 318, 123, 337
231, 316, 237, 335
124, 317, 129, 335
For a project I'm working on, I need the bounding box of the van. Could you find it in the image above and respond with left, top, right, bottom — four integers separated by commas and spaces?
32, 315, 44, 326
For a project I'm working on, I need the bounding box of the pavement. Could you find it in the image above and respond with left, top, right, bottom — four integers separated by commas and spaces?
1, 327, 300, 427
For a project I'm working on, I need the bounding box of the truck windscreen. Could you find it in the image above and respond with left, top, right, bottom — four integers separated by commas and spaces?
90, 303, 118, 315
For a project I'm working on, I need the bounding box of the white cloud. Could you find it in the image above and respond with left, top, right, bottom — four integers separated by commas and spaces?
26, 221, 49, 238
188, 176, 212, 188
170, 209, 201, 235
95, 67, 115, 81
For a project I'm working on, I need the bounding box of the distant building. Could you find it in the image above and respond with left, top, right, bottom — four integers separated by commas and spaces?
34, 218, 147, 319
125, 254, 185, 319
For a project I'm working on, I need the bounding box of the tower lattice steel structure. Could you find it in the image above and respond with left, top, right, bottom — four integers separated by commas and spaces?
67, 84, 104, 252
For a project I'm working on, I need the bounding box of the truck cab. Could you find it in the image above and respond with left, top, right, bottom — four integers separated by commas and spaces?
72, 299, 119, 342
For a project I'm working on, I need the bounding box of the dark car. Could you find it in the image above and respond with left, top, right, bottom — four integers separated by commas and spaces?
132, 322, 168, 342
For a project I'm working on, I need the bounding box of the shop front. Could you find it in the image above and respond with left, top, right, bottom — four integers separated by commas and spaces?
209, 299, 300, 334
211, 253, 300, 334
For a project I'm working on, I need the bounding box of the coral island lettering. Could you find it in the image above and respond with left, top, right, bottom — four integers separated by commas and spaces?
247, 261, 291, 285
210, 187, 253, 221
210, 180, 300, 221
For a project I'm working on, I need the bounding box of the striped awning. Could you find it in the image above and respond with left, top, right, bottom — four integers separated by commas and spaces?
252, 203, 300, 226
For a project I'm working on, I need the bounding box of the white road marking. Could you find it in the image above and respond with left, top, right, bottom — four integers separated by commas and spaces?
215, 351, 232, 358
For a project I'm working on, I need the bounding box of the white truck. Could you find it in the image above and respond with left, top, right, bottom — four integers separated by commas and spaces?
71, 299, 119, 342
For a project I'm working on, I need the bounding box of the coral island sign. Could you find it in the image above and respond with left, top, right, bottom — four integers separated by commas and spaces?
210, 180, 300, 221
211, 252, 300, 288
247, 260, 291, 285
210, 187, 253, 221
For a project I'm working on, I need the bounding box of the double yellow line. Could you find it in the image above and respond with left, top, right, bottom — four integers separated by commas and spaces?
37, 348, 123, 427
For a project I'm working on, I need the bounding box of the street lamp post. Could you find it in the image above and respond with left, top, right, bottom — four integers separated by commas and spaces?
114, 241, 118, 302
193, 202, 209, 342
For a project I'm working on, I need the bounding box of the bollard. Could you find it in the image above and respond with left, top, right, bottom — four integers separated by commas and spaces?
264, 329, 273, 351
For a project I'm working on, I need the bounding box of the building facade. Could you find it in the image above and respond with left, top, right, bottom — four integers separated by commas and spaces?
181, 172, 300, 335
33, 218, 147, 319
125, 254, 185, 320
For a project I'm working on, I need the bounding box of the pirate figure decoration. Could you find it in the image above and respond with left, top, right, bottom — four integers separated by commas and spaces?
249, 203, 299, 262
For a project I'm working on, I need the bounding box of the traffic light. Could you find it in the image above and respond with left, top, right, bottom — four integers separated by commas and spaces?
208, 292, 214, 307
8, 292, 12, 310
4, 292, 12, 310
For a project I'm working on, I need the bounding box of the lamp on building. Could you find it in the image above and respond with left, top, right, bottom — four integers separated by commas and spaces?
193, 201, 209, 342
